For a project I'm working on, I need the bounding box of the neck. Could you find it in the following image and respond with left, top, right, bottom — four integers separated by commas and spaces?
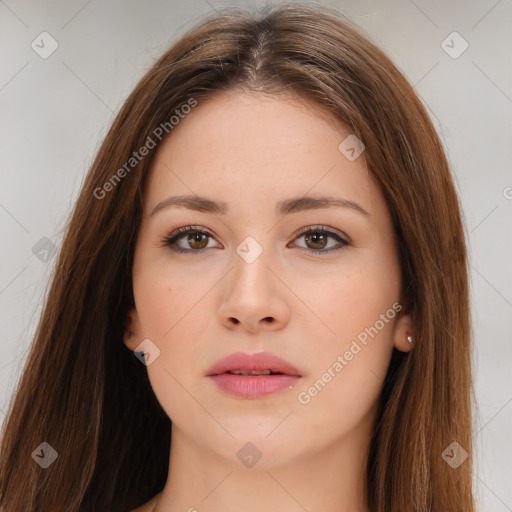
154, 413, 374, 512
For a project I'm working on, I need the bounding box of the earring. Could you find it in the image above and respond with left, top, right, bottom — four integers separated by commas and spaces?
407, 334, 413, 344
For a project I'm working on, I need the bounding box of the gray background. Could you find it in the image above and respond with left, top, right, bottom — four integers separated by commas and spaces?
1, 0, 511, 510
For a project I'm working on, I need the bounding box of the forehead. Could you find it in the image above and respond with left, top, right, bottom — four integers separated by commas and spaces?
143, 91, 381, 218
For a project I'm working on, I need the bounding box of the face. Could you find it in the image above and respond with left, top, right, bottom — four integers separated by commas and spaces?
124, 91, 412, 468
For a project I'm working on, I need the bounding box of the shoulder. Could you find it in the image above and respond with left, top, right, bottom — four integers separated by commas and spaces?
0, 497, 163, 512
129, 492, 162, 512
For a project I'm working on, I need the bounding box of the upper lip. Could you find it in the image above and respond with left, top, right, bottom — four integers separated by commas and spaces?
206, 351, 302, 376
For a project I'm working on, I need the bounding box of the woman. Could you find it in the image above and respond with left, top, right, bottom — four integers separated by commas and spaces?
0, 3, 475, 511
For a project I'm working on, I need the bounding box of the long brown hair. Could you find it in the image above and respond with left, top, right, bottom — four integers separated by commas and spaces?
0, 3, 475, 511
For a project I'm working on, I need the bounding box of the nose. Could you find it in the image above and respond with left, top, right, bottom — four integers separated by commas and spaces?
217, 246, 291, 334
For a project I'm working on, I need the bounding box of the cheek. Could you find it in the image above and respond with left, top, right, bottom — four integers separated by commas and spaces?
134, 255, 210, 339
137, 281, 208, 370
294, 296, 396, 441
133, 263, 211, 417
302, 264, 398, 355
292, 261, 398, 426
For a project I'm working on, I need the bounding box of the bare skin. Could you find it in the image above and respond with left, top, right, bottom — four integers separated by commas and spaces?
130, 492, 161, 512
125, 91, 412, 512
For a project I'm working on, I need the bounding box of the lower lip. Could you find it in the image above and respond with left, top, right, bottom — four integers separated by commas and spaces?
208, 373, 301, 398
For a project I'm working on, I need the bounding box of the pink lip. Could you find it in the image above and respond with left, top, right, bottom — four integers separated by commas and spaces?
206, 351, 302, 399
209, 373, 301, 398
206, 351, 301, 376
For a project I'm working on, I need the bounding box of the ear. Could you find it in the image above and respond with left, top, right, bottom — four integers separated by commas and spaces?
392, 309, 414, 353
123, 307, 142, 351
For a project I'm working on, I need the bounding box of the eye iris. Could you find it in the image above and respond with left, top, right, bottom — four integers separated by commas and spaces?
188, 233, 208, 249
305, 232, 327, 250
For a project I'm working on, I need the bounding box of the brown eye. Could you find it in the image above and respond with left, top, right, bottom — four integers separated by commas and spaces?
291, 226, 350, 254
185, 232, 209, 250
304, 232, 328, 250
162, 225, 350, 255
162, 226, 217, 253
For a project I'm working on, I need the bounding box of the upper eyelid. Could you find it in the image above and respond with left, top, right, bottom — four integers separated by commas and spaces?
295, 225, 349, 241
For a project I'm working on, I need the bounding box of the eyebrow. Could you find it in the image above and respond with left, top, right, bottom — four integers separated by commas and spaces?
150, 194, 370, 218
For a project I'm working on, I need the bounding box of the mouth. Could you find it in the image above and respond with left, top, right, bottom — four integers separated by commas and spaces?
206, 351, 302, 397
215, 369, 290, 376
208, 369, 301, 398
206, 351, 302, 377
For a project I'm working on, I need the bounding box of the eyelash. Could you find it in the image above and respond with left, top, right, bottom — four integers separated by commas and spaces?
160, 225, 351, 255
